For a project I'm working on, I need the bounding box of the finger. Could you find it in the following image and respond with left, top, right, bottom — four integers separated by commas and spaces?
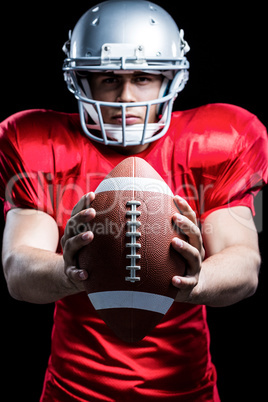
172, 275, 197, 291
173, 195, 197, 224
172, 213, 203, 253
71, 192, 95, 217
63, 207, 96, 243
171, 237, 201, 275
65, 266, 89, 290
172, 275, 198, 303
62, 230, 94, 265
65, 266, 89, 283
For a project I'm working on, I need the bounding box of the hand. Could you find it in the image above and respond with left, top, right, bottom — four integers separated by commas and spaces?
61, 192, 96, 292
171, 195, 205, 303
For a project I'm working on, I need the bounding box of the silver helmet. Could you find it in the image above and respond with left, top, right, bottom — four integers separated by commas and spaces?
63, 0, 190, 146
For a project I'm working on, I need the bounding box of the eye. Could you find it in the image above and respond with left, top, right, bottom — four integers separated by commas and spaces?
134, 76, 151, 83
102, 77, 119, 84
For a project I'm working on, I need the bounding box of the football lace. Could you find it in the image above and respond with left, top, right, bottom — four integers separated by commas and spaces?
125, 200, 142, 283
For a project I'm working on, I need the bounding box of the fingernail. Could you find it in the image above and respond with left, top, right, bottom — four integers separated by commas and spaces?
175, 195, 184, 203
175, 213, 184, 223
87, 191, 95, 199
174, 238, 183, 248
84, 208, 94, 216
79, 270, 87, 280
81, 231, 92, 240
174, 277, 182, 285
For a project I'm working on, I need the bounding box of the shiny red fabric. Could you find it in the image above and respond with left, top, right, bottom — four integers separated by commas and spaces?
0, 103, 267, 401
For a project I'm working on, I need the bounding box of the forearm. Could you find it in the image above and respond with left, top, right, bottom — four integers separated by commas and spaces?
3, 245, 80, 304
189, 245, 261, 307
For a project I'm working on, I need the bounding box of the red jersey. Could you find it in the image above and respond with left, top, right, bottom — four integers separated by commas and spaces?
1, 104, 267, 401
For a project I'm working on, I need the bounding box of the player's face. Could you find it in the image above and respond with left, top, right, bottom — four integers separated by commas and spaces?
89, 72, 163, 125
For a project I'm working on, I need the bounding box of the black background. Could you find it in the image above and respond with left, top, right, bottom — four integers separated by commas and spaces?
0, 1, 267, 401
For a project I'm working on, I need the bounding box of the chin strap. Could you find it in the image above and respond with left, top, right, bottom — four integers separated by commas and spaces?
86, 121, 166, 143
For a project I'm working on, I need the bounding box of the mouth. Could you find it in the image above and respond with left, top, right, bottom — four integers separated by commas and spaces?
112, 114, 142, 125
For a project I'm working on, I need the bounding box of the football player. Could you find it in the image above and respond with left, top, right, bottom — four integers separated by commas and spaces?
1, 1, 267, 401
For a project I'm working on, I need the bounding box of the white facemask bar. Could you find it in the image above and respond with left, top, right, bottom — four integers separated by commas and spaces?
65, 69, 188, 146
79, 75, 170, 126
78, 99, 170, 146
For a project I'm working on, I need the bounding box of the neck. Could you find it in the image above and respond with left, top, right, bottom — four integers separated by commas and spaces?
109, 143, 150, 156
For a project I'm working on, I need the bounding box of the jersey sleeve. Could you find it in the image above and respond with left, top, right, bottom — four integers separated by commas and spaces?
0, 111, 55, 218
199, 110, 268, 222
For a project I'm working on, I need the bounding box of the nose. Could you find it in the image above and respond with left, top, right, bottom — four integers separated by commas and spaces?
116, 80, 136, 103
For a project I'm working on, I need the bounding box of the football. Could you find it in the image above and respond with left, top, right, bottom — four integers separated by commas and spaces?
78, 157, 186, 342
